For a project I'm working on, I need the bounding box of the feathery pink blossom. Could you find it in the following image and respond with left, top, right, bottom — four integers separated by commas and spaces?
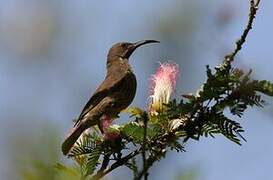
101, 115, 120, 140
149, 62, 179, 114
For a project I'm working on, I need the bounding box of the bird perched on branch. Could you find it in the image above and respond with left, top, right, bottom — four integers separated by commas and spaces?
62, 40, 159, 155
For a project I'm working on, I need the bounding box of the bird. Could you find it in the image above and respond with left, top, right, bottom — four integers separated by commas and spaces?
62, 40, 159, 155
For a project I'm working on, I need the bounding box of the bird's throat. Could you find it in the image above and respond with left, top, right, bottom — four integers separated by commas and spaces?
107, 57, 132, 75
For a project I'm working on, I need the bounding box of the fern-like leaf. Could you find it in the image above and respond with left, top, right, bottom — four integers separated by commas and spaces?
85, 147, 101, 176
216, 115, 245, 145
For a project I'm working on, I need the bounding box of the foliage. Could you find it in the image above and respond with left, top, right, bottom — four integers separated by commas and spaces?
57, 0, 271, 179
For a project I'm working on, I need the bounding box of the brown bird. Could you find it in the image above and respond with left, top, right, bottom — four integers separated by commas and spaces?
62, 40, 159, 155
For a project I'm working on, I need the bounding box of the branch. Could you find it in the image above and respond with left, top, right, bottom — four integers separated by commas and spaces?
141, 113, 149, 180
225, 0, 260, 63
134, 156, 157, 180
96, 153, 110, 175
91, 148, 141, 179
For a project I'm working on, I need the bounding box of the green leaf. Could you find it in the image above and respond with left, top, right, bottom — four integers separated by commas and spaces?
216, 115, 245, 145
168, 118, 186, 131
54, 163, 79, 177
68, 133, 102, 158
85, 147, 101, 176
123, 107, 145, 117
121, 122, 145, 143
169, 140, 185, 152
120, 122, 157, 143
201, 124, 220, 138
255, 80, 273, 96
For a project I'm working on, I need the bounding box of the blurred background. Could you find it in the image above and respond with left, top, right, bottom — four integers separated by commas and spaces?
0, 0, 272, 179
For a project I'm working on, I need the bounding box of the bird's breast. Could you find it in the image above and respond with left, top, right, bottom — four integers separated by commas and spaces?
111, 72, 137, 111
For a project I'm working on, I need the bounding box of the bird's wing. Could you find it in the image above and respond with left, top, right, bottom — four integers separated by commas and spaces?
75, 71, 127, 125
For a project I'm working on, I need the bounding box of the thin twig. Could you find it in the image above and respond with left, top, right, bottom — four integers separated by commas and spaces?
225, 0, 260, 63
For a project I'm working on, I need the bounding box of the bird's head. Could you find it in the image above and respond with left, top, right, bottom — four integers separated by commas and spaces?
107, 40, 159, 62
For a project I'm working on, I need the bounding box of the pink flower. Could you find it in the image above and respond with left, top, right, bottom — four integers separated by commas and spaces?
101, 115, 120, 140
149, 62, 179, 114
101, 115, 113, 131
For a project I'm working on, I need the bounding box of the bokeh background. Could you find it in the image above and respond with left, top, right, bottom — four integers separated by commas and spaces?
0, 0, 272, 179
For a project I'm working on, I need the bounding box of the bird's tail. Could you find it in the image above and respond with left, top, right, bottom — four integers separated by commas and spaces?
62, 120, 96, 155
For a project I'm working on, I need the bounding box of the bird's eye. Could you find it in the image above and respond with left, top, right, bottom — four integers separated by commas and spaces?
122, 43, 131, 49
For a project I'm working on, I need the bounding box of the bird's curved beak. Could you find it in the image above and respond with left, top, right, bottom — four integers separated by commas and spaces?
124, 40, 160, 58
133, 40, 160, 49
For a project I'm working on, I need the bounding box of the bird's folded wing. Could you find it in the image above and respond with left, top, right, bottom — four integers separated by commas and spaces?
75, 72, 128, 125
